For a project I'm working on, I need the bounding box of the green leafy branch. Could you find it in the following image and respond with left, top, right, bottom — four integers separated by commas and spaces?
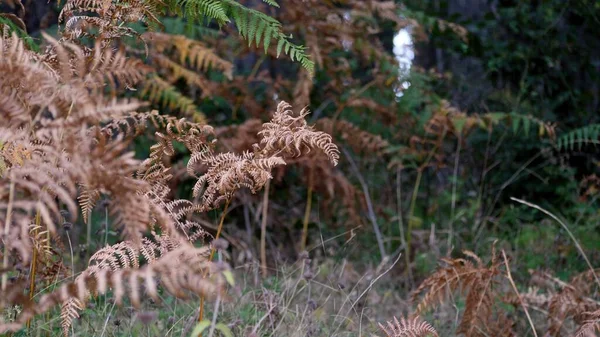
172, 0, 314, 73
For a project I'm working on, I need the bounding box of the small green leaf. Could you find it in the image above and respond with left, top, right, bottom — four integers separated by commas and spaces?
190, 320, 211, 337
276, 38, 285, 57
215, 323, 233, 337
223, 270, 235, 286
263, 26, 273, 53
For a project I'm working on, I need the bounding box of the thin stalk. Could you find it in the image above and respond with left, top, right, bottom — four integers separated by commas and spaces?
26, 208, 42, 330
260, 180, 271, 277
502, 250, 538, 337
207, 252, 224, 337
66, 231, 74, 279
1, 175, 15, 291
104, 207, 109, 247
86, 210, 92, 261
301, 168, 314, 252
511, 197, 600, 288
197, 198, 230, 325
396, 168, 413, 287
406, 168, 423, 260
448, 138, 462, 250
342, 148, 386, 259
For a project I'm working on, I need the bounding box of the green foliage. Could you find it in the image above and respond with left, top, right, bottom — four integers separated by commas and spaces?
170, 0, 314, 73
556, 124, 600, 151
0, 15, 39, 51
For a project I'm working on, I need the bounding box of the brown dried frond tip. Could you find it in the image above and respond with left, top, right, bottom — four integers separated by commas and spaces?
575, 309, 600, 337
189, 150, 286, 210
410, 249, 503, 337
2, 244, 225, 334
257, 101, 340, 165
378, 316, 439, 337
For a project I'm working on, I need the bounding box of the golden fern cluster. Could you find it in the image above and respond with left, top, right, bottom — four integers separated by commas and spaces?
189, 101, 339, 211
411, 248, 506, 337
527, 268, 600, 336
411, 247, 600, 337
213, 107, 365, 227
0, 1, 340, 332
59, 0, 233, 121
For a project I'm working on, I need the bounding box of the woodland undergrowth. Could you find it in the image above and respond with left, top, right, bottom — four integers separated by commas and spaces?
0, 1, 599, 337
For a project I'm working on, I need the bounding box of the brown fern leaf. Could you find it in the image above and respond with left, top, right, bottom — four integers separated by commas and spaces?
60, 297, 83, 337
2, 244, 227, 333
189, 150, 286, 210
60, 0, 163, 40
215, 118, 263, 153
411, 250, 503, 337
257, 101, 340, 165
141, 75, 203, 120
150, 53, 213, 95
316, 118, 389, 155
378, 316, 439, 337
143, 32, 233, 79
576, 309, 600, 337
78, 184, 100, 223
548, 269, 600, 336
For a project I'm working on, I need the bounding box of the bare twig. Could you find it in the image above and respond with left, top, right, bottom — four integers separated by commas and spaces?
502, 250, 538, 337
342, 147, 386, 260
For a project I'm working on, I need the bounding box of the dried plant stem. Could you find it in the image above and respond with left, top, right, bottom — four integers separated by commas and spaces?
448, 138, 462, 250
1, 175, 15, 292
396, 167, 413, 288
301, 168, 314, 251
502, 250, 538, 337
406, 168, 423, 261
198, 198, 231, 326
26, 208, 42, 330
86, 210, 92, 260
511, 197, 600, 288
260, 180, 271, 277
343, 147, 386, 259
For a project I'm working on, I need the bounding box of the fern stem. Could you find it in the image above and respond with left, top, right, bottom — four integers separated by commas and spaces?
300, 168, 314, 252
448, 138, 462, 251
260, 180, 271, 277
26, 208, 42, 330
86, 209, 92, 261
396, 167, 413, 288
198, 198, 231, 325
406, 168, 423, 264
502, 250, 539, 337
1, 175, 15, 292
342, 147, 387, 259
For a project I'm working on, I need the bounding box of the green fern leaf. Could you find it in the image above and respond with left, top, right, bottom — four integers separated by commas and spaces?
255, 20, 266, 47
276, 38, 285, 58
263, 26, 273, 52
556, 124, 600, 151
261, 0, 279, 7
176, 0, 229, 25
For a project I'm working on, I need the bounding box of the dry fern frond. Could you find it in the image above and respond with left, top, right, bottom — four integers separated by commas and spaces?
150, 52, 213, 95
576, 309, 600, 337
547, 268, 600, 336
378, 316, 439, 337
411, 249, 503, 337
189, 101, 339, 210
60, 0, 163, 41
143, 32, 233, 79
141, 75, 204, 121
189, 150, 286, 210
2, 244, 228, 333
257, 101, 339, 165
317, 118, 389, 155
